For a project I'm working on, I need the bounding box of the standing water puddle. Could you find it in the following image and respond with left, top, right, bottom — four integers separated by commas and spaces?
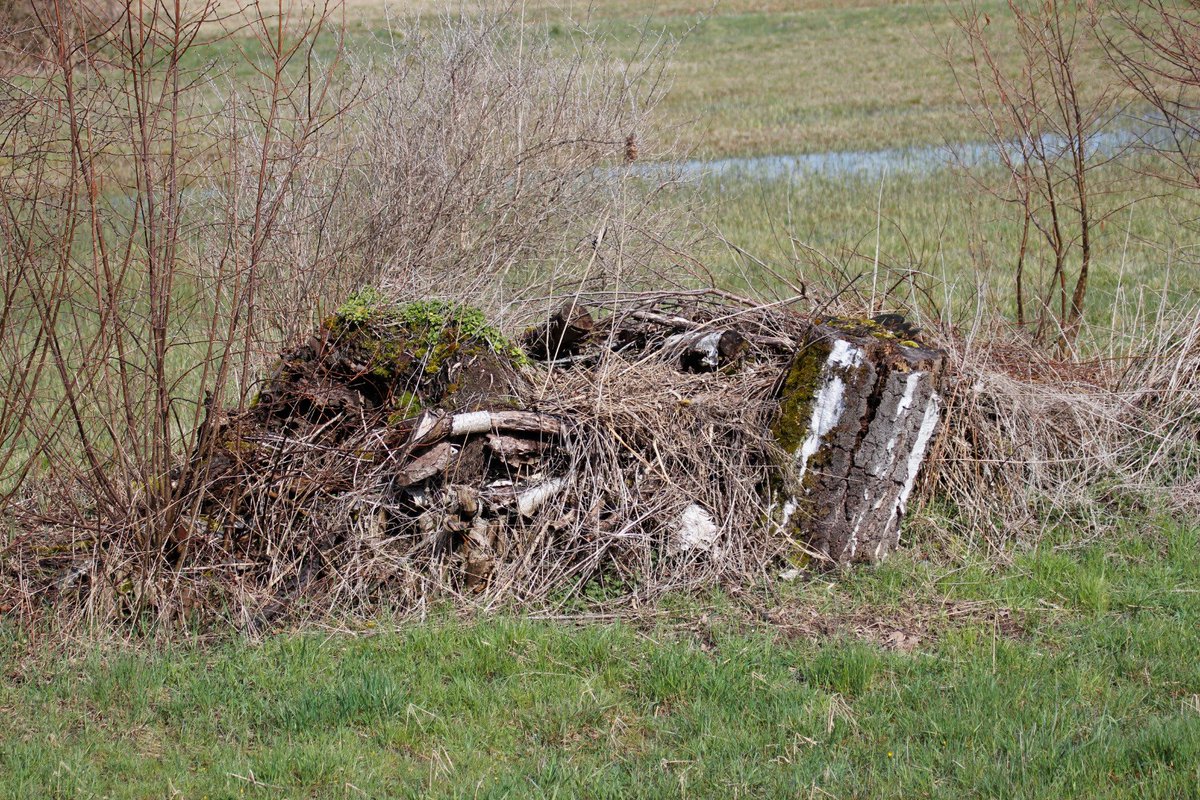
634, 126, 1155, 183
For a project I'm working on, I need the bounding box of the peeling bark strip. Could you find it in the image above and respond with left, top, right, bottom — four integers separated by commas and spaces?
771, 321, 944, 564
395, 442, 458, 486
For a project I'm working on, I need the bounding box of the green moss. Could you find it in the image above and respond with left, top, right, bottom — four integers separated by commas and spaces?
397, 300, 529, 367
771, 341, 831, 454
335, 287, 389, 327
333, 294, 526, 367
323, 292, 529, 415
767, 343, 830, 546
386, 392, 423, 426
364, 338, 412, 380
814, 315, 896, 340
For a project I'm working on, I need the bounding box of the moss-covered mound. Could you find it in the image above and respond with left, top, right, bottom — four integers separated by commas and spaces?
252, 291, 530, 434
182, 292, 537, 526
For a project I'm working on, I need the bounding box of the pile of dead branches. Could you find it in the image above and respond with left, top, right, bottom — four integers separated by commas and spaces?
6, 287, 1196, 629
3, 292, 813, 628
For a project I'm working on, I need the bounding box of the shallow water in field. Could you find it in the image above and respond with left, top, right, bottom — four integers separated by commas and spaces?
639, 124, 1161, 184
672, 142, 977, 180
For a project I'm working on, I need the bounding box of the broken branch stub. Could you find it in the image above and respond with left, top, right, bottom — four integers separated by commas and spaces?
661, 329, 747, 373
772, 319, 944, 565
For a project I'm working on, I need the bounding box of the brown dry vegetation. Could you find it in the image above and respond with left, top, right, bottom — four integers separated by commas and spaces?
0, 0, 1198, 632
0, 0, 122, 71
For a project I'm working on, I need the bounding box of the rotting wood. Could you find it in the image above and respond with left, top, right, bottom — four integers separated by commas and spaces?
522, 301, 595, 361
770, 318, 944, 565
661, 329, 747, 372
55, 291, 949, 627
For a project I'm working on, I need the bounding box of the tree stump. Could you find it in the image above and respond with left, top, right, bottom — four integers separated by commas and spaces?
772, 318, 944, 565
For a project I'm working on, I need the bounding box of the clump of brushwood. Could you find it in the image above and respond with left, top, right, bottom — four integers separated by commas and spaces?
947, 0, 1120, 347
2, 289, 950, 628
0, 3, 695, 628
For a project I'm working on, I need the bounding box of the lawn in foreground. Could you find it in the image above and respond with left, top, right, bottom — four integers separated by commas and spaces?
2, 517, 1198, 799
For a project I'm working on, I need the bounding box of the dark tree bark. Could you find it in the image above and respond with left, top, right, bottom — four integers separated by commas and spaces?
771, 319, 944, 565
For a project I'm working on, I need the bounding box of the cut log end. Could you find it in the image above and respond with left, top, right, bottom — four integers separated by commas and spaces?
522, 301, 595, 361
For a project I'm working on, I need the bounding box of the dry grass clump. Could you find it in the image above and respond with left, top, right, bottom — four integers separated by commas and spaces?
522, 293, 807, 602
919, 305, 1200, 546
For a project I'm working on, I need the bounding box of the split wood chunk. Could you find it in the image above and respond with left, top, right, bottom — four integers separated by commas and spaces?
485, 433, 549, 465
661, 329, 746, 372
522, 301, 595, 361
394, 442, 458, 486
772, 320, 944, 565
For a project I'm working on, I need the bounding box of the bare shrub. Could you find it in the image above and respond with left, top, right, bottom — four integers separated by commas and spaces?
0, 0, 354, 622
0, 0, 122, 72
198, 9, 701, 363
1101, 1, 1200, 190
946, 0, 1123, 345
350, 15, 690, 305
0, 2, 707, 627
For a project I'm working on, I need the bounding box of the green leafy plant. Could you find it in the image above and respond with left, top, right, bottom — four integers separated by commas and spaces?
335, 288, 389, 327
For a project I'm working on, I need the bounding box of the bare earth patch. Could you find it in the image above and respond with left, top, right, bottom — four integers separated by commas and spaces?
761, 597, 1025, 652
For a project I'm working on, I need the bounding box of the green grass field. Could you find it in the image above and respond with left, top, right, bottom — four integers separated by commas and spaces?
3, 517, 1198, 798
5, 1, 1200, 797
538, 0, 1193, 332
701, 160, 1198, 308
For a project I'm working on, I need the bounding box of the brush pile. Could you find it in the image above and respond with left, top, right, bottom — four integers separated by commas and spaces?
8, 290, 953, 626
924, 313, 1200, 540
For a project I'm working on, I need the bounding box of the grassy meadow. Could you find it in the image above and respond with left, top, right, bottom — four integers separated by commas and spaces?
4, 0, 1200, 797
3, 517, 1199, 798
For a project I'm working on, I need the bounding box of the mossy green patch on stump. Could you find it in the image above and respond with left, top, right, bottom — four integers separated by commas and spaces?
253, 291, 530, 427
331, 293, 528, 370
772, 339, 833, 454
814, 315, 898, 341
